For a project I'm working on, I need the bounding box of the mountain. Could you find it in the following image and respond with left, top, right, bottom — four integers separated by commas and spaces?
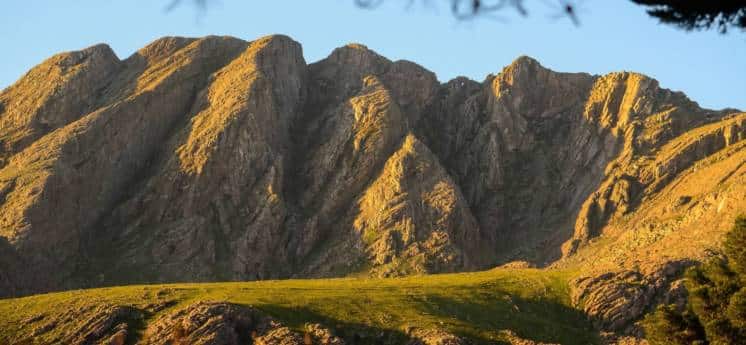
0, 34, 744, 342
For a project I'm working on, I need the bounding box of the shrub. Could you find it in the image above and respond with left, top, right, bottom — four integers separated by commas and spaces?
643, 216, 746, 345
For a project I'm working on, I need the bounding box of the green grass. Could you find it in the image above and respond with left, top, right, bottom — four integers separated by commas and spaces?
0, 268, 599, 344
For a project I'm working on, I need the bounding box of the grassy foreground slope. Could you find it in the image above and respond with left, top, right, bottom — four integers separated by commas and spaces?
0, 268, 598, 344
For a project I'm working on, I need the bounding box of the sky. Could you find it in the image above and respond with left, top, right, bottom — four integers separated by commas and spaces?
1, 1, 744, 110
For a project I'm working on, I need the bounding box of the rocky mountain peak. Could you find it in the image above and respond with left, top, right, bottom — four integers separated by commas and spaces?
504, 54, 543, 72
322, 42, 390, 75
134, 36, 196, 62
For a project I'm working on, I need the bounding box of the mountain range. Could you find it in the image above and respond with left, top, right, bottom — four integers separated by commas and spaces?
0, 34, 744, 343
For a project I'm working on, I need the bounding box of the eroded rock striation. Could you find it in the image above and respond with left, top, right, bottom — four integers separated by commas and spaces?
0, 34, 744, 331
16, 300, 345, 345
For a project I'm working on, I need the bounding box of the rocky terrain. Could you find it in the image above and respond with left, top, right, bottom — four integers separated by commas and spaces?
0, 34, 744, 343
18, 300, 481, 345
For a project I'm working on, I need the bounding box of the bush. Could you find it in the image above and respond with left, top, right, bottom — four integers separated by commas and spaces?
724, 216, 746, 276
643, 304, 705, 345
643, 216, 746, 345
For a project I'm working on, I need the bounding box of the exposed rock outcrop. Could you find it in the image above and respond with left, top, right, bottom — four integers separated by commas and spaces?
406, 328, 468, 345
17, 304, 142, 345
500, 330, 560, 345
304, 323, 345, 345
570, 260, 691, 333
14, 301, 347, 345
143, 302, 286, 345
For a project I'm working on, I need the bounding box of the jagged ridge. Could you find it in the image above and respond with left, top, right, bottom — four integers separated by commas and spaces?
0, 35, 743, 313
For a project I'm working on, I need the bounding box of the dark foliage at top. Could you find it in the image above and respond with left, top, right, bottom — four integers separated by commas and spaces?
355, 0, 583, 25
632, 0, 746, 33
165, 0, 746, 33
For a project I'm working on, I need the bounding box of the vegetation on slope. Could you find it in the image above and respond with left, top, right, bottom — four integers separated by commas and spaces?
0, 268, 598, 344
643, 216, 746, 345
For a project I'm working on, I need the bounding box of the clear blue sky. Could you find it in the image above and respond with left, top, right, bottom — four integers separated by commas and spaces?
1, 1, 744, 110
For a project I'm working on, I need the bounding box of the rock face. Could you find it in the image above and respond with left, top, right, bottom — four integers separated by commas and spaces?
0, 34, 744, 308
142, 302, 306, 345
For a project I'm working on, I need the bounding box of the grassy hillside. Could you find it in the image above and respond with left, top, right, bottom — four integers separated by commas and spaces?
0, 268, 598, 344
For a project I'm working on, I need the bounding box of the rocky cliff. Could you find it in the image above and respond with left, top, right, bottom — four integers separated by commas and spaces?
0, 34, 743, 332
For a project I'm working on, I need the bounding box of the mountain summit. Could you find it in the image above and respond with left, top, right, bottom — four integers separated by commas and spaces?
0, 36, 744, 334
